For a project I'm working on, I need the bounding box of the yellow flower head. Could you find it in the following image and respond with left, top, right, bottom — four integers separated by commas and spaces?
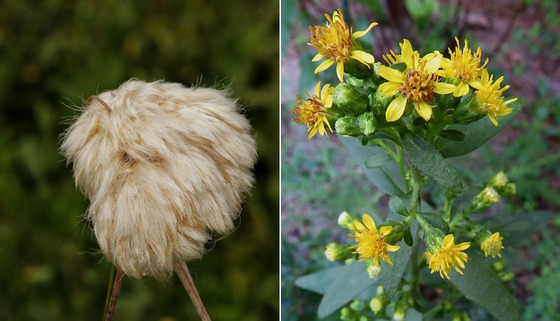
349, 213, 400, 266
309, 9, 377, 82
471, 69, 517, 126
292, 82, 334, 139
481, 232, 504, 258
378, 39, 451, 122
439, 38, 489, 97
425, 234, 470, 280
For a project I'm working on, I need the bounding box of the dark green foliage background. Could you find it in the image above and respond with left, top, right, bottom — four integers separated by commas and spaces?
0, 0, 279, 320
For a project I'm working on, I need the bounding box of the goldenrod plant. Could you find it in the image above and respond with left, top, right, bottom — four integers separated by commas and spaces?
292, 9, 526, 321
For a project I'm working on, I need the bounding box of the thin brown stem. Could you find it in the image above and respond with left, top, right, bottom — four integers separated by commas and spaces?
89, 95, 112, 113
105, 268, 124, 321
174, 261, 211, 321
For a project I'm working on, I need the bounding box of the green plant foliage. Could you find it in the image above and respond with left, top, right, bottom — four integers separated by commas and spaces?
435, 101, 523, 158
450, 251, 521, 321
340, 137, 406, 196
403, 134, 463, 193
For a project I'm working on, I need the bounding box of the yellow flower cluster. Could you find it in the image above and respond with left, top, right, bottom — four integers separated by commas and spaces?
292, 82, 334, 139
297, 9, 516, 133
349, 214, 400, 267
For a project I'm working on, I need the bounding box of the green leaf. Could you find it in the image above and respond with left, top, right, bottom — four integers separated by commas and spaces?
418, 211, 449, 233
434, 101, 522, 158
438, 129, 465, 141
402, 134, 462, 193
380, 212, 418, 297
451, 251, 522, 321
318, 262, 377, 318
295, 264, 349, 295
340, 136, 406, 195
404, 308, 422, 321
365, 153, 392, 168
479, 211, 553, 247
389, 193, 409, 216
450, 187, 482, 219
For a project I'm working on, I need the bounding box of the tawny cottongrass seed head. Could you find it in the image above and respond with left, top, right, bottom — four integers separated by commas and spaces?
61, 79, 257, 279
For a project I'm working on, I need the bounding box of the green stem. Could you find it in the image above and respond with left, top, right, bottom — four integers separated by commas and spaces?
102, 266, 116, 321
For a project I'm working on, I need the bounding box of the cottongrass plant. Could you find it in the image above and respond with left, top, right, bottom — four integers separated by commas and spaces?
61, 79, 257, 320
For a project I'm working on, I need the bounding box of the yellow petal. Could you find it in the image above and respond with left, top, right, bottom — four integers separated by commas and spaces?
378, 81, 402, 96
386, 244, 401, 252
424, 52, 442, 73
314, 81, 322, 97
362, 214, 376, 230
442, 234, 454, 247
353, 219, 366, 231
488, 115, 498, 127
415, 101, 433, 121
352, 22, 378, 39
351, 50, 375, 65
314, 59, 334, 74
401, 39, 414, 68
336, 61, 345, 82
378, 65, 405, 82
433, 82, 456, 95
312, 53, 324, 62
454, 81, 470, 97
386, 95, 407, 122
379, 226, 393, 236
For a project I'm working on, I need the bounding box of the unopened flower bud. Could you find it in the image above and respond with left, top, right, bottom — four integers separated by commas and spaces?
324, 242, 352, 261
335, 116, 362, 136
499, 271, 514, 281
383, 223, 406, 245
503, 183, 516, 197
333, 82, 369, 115
472, 186, 500, 212
358, 112, 377, 136
452, 95, 485, 125
492, 259, 505, 272
338, 211, 355, 229
488, 171, 509, 189
370, 90, 392, 116
367, 262, 381, 279
369, 297, 384, 314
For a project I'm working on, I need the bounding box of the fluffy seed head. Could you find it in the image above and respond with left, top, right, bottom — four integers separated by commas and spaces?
61, 79, 257, 279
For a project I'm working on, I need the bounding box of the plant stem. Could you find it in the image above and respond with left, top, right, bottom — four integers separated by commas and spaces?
174, 261, 211, 321
105, 268, 124, 321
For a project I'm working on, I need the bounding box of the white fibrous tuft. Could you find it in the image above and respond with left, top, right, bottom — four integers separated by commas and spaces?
61, 80, 257, 279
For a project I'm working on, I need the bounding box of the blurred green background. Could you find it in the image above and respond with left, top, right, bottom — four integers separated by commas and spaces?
0, 0, 278, 320
282, 0, 560, 320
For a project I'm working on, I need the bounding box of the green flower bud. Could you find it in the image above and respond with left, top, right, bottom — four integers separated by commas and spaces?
499, 271, 514, 281
335, 116, 362, 136
350, 299, 363, 311
452, 94, 485, 124
358, 112, 377, 136
370, 90, 392, 117
324, 104, 345, 124
324, 242, 353, 261
472, 186, 500, 212
369, 297, 384, 314
383, 223, 406, 245
338, 211, 355, 229
333, 82, 369, 115
503, 183, 516, 197
488, 171, 509, 189
492, 260, 505, 272
344, 59, 372, 79
340, 307, 353, 320
367, 262, 381, 279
